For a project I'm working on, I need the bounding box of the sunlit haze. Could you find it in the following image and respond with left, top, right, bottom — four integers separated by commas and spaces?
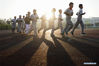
0, 0, 99, 19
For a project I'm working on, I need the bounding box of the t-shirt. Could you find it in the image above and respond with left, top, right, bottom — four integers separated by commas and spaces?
58, 14, 62, 22
12, 19, 16, 23
77, 9, 83, 20
22, 18, 25, 23
31, 14, 39, 22
11, 19, 16, 28
17, 18, 23, 24
41, 15, 46, 23
24, 17, 31, 24
50, 13, 56, 24
64, 8, 73, 22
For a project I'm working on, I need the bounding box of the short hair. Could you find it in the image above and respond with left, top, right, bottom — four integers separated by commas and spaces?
79, 4, 83, 8
23, 15, 25, 17
19, 15, 21, 17
52, 8, 56, 12
59, 9, 62, 12
26, 14, 28, 17
69, 2, 73, 6
33, 9, 36, 12
14, 16, 16, 18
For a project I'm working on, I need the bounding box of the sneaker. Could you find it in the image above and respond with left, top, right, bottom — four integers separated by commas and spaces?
71, 31, 74, 35
81, 33, 86, 34
80, 33, 86, 36
65, 32, 68, 35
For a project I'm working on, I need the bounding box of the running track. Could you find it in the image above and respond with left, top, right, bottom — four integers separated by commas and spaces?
0, 29, 99, 66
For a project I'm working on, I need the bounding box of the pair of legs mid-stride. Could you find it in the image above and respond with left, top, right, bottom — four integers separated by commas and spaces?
62, 20, 73, 35
71, 20, 86, 35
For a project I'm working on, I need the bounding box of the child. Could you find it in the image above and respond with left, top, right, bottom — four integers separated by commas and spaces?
24, 14, 31, 34
21, 16, 25, 33
51, 8, 56, 35
11, 16, 17, 33
38, 14, 47, 33
57, 9, 63, 34
31, 9, 39, 36
17, 15, 23, 33
71, 4, 86, 35
62, 2, 74, 35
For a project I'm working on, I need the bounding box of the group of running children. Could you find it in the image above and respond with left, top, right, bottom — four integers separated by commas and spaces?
11, 2, 86, 37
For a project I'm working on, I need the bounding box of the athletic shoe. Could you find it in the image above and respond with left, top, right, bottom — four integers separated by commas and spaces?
71, 31, 74, 35
65, 32, 68, 35
81, 33, 86, 34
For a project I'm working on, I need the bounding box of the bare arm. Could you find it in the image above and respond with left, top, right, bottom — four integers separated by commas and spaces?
80, 12, 86, 15
64, 9, 70, 16
71, 12, 73, 16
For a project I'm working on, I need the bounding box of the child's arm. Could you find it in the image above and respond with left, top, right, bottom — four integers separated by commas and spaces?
80, 12, 86, 15
79, 9, 86, 15
16, 19, 18, 23
59, 15, 63, 21
71, 12, 73, 16
36, 14, 39, 19
64, 12, 71, 16
58, 18, 63, 21
64, 9, 71, 16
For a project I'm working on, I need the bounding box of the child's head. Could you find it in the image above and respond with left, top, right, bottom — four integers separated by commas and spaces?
59, 9, 62, 14
19, 15, 21, 19
14, 16, 16, 19
52, 8, 56, 13
28, 11, 31, 17
26, 14, 28, 17
69, 2, 73, 9
23, 16, 25, 19
79, 4, 83, 9
33, 9, 37, 14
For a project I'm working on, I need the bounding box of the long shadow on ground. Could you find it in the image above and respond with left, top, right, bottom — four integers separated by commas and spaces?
0, 33, 31, 51
44, 34, 76, 66
56, 36, 99, 66
0, 33, 45, 66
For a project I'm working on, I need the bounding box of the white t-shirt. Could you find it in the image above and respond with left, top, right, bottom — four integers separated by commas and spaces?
31, 14, 39, 22
17, 18, 23, 24
22, 18, 25, 23
12, 19, 16, 23
77, 9, 83, 20
64, 8, 73, 22
12, 19, 16, 28
58, 14, 62, 22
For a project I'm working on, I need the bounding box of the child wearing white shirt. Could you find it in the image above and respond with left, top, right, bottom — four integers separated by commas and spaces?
17, 15, 23, 33
11, 16, 17, 33
71, 4, 86, 35
31, 9, 39, 36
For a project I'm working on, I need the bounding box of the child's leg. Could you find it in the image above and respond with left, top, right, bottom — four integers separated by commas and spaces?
80, 20, 85, 33
66, 21, 73, 33
17, 24, 20, 32
72, 21, 79, 33
60, 22, 63, 33
54, 22, 60, 31
51, 24, 55, 34
62, 23, 68, 34
51, 21, 55, 34
34, 23, 37, 36
25, 24, 28, 34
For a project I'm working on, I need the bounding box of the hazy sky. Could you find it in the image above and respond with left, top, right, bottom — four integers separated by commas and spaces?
0, 0, 99, 19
